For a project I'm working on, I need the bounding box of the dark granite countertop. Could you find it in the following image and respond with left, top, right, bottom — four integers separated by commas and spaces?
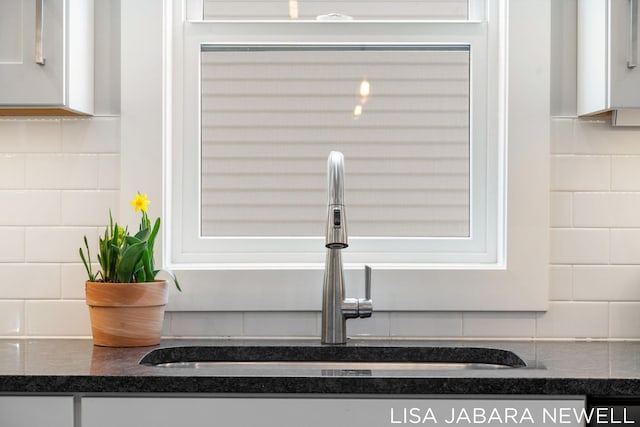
1, 338, 640, 397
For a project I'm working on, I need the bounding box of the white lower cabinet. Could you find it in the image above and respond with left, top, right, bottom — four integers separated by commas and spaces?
0, 396, 74, 427
81, 396, 586, 427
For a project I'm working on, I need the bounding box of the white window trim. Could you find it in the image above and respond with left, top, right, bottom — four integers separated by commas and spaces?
120, 0, 549, 312
176, 5, 496, 266
175, 3, 494, 267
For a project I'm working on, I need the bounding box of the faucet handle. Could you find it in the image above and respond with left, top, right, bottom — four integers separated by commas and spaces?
357, 265, 373, 318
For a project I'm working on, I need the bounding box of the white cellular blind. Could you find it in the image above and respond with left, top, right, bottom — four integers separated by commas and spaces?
202, 0, 469, 20
200, 46, 470, 238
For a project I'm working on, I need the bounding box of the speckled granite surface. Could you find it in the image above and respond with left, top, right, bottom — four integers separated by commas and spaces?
1, 339, 640, 396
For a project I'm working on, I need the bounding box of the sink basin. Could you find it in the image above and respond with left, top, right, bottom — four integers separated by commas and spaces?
147, 361, 515, 370
140, 345, 526, 371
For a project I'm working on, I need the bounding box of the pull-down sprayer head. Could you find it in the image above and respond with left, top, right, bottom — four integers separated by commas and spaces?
325, 151, 348, 249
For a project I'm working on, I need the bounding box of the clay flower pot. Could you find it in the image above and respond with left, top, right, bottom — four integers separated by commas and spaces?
85, 280, 169, 347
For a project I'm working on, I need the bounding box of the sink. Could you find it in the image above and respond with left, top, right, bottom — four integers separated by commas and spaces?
140, 345, 526, 371
147, 361, 516, 370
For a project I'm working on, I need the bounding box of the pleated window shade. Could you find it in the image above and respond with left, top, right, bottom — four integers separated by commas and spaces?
200, 47, 470, 238
202, 0, 469, 20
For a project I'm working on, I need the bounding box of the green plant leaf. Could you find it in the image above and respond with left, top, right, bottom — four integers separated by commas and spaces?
116, 240, 147, 282
134, 227, 150, 242
124, 235, 143, 245
79, 240, 95, 282
157, 269, 182, 292
141, 250, 155, 282
149, 217, 161, 243
146, 217, 161, 273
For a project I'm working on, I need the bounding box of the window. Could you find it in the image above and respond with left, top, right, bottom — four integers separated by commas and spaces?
126, 0, 550, 311
173, 0, 496, 266
196, 44, 485, 265
200, 46, 471, 241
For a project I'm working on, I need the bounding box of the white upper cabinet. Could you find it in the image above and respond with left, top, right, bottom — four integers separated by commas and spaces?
578, 0, 640, 125
0, 0, 93, 115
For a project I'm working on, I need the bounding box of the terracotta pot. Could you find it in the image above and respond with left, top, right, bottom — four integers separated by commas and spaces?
85, 280, 169, 347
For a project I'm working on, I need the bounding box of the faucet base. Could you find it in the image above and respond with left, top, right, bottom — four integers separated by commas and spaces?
321, 248, 348, 345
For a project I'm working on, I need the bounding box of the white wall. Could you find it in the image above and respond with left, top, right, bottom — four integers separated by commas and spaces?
1, 1, 640, 339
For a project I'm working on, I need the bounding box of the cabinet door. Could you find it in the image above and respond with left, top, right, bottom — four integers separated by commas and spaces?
0, 396, 73, 427
609, 0, 640, 108
0, 0, 65, 106
82, 397, 586, 427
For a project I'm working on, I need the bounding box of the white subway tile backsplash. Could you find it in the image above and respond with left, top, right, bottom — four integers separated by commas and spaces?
573, 266, 640, 301
25, 300, 91, 336
0, 301, 24, 336
0, 118, 62, 153
61, 264, 91, 299
611, 156, 640, 191
26, 154, 100, 189
0, 191, 61, 226
0, 228, 25, 262
611, 229, 640, 264
550, 228, 609, 264
168, 312, 244, 337
389, 312, 462, 337
0, 155, 25, 189
62, 118, 120, 154
0, 264, 60, 299
549, 266, 572, 301
545, 120, 640, 339
574, 193, 640, 228
550, 117, 574, 154
25, 227, 97, 263
551, 155, 610, 191
572, 193, 609, 227
61, 191, 119, 226
0, 117, 106, 338
536, 302, 609, 338
550, 192, 573, 227
608, 194, 640, 227
243, 312, 318, 337
610, 303, 640, 338
462, 312, 536, 338
98, 155, 120, 189
573, 119, 640, 155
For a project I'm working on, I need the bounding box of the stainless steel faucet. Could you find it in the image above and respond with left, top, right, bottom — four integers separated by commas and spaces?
321, 151, 373, 345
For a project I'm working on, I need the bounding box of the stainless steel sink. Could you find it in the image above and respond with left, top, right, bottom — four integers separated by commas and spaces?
140, 345, 526, 371
150, 361, 516, 370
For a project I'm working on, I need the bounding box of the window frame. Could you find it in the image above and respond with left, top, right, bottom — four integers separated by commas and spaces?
181, 42, 489, 265
175, 1, 496, 263
120, 0, 550, 312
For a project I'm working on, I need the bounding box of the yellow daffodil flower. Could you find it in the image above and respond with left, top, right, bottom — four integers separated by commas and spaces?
130, 193, 151, 213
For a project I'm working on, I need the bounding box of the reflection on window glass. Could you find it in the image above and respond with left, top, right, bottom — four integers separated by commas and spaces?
202, 0, 469, 21
200, 46, 470, 238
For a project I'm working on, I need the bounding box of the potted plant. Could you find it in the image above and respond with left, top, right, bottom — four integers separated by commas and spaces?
79, 193, 180, 347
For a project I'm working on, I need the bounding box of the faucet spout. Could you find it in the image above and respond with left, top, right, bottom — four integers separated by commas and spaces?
327, 151, 345, 207
325, 151, 348, 249
321, 151, 373, 345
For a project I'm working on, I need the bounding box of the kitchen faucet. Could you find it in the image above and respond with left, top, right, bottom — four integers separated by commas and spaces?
321, 151, 373, 345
